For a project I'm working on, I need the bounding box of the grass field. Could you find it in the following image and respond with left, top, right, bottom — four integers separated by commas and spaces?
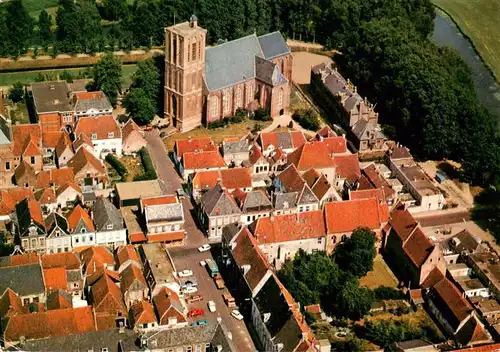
432, 0, 500, 82
359, 255, 398, 289
21, 0, 58, 17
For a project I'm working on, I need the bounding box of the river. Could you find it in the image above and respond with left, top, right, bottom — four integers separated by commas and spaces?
432, 12, 500, 119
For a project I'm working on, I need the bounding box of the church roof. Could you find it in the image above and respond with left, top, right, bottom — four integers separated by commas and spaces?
258, 32, 290, 60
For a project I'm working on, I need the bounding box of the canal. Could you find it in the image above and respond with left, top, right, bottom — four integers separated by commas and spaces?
432, 12, 500, 119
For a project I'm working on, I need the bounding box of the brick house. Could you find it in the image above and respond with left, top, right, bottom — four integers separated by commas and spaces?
164, 16, 292, 132
121, 119, 147, 155
74, 115, 122, 158
120, 264, 149, 308
67, 147, 108, 191
188, 167, 252, 200
15, 198, 46, 253
180, 150, 227, 180
273, 164, 320, 213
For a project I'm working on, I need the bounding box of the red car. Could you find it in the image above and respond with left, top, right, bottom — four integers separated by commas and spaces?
187, 308, 205, 317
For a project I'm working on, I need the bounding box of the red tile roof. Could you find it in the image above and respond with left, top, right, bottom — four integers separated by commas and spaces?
35, 188, 56, 205
350, 189, 385, 202
75, 91, 106, 100
66, 205, 94, 232
448, 343, 500, 352
147, 231, 185, 243
12, 124, 41, 156
67, 147, 106, 175
432, 277, 473, 327
41, 252, 81, 270
129, 232, 147, 244
334, 153, 361, 184
389, 203, 419, 242
55, 132, 73, 157
3, 306, 96, 343
0, 188, 34, 216
115, 245, 140, 269
361, 164, 395, 200
249, 142, 265, 164
56, 182, 82, 197
421, 267, 445, 289
322, 136, 347, 154
252, 211, 326, 243
91, 274, 126, 314
175, 137, 216, 158
0, 289, 27, 319
120, 264, 147, 297
182, 150, 226, 170
287, 141, 335, 171
153, 287, 186, 325
26, 198, 44, 226
130, 301, 156, 326
191, 168, 252, 191
324, 199, 387, 234
44, 268, 68, 291
0, 253, 39, 268
42, 131, 65, 149
141, 195, 178, 207
75, 115, 121, 140
277, 164, 306, 192
80, 246, 114, 276
231, 188, 247, 205
260, 131, 306, 151
122, 119, 144, 142
315, 126, 336, 138
36, 168, 75, 189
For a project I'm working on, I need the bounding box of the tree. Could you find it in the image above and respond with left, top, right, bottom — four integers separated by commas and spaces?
102, 0, 129, 21
90, 53, 122, 107
8, 82, 24, 103
336, 277, 374, 320
5, 0, 33, 55
334, 228, 376, 277
131, 59, 160, 99
472, 187, 500, 243
244, 0, 257, 34
0, 11, 10, 57
123, 88, 156, 125
38, 9, 53, 49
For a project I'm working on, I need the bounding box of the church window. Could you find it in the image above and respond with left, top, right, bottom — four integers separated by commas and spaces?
191, 42, 197, 61
235, 87, 242, 107
223, 91, 231, 114
277, 88, 284, 107
210, 96, 219, 118
246, 84, 253, 104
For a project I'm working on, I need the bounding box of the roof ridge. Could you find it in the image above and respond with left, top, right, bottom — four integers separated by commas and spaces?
206, 33, 259, 50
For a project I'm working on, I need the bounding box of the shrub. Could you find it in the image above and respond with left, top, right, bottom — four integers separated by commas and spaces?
8, 82, 24, 103
207, 119, 229, 129
292, 108, 321, 130
252, 123, 263, 134
252, 107, 271, 121
136, 147, 157, 180
374, 286, 404, 300
105, 154, 127, 180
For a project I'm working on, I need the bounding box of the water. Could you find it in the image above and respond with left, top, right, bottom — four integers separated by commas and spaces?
432, 12, 500, 119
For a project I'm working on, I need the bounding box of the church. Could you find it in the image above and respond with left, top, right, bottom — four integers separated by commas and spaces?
164, 15, 293, 132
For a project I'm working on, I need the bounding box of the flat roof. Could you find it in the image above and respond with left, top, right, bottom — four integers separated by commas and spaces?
140, 243, 176, 284
121, 206, 143, 235
115, 180, 163, 201
448, 263, 469, 271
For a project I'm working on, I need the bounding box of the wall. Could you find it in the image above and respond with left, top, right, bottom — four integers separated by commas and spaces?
95, 229, 127, 249
259, 237, 326, 269
91, 137, 123, 158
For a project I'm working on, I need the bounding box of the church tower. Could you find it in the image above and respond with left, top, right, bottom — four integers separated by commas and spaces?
164, 15, 207, 132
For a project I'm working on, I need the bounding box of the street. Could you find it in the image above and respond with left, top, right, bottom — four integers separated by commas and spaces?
144, 130, 256, 352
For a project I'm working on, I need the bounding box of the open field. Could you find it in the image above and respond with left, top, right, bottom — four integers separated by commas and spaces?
432, 0, 500, 82
360, 255, 398, 289
21, 0, 58, 17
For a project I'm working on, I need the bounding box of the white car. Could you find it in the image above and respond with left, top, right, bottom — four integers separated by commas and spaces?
208, 300, 216, 313
198, 244, 211, 252
177, 270, 193, 278
181, 286, 198, 294
231, 310, 244, 321
199, 260, 207, 267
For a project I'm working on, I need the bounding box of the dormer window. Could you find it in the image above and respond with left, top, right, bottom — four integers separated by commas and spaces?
91, 133, 97, 140
81, 228, 86, 233
108, 132, 114, 138
107, 224, 113, 230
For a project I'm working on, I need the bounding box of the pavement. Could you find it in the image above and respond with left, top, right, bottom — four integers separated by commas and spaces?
144, 130, 256, 352
261, 113, 315, 137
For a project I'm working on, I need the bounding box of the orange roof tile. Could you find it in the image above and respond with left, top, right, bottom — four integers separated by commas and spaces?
322, 136, 347, 154
66, 205, 94, 232
26, 198, 44, 226
130, 301, 156, 326
251, 211, 326, 243
12, 124, 41, 156
0, 253, 40, 268
153, 287, 186, 325
115, 245, 140, 269
91, 274, 126, 314
361, 164, 395, 200
324, 199, 385, 234
316, 126, 336, 138
80, 246, 114, 275
249, 142, 265, 164
120, 264, 146, 296
0, 188, 34, 216
41, 252, 81, 270
55, 132, 73, 157
260, 131, 306, 152
302, 168, 321, 187
277, 164, 306, 192
56, 182, 82, 197
231, 188, 247, 205
147, 231, 185, 243
75, 91, 105, 100
191, 168, 252, 191
44, 268, 68, 291
141, 195, 178, 207
36, 168, 75, 189
3, 307, 96, 343
129, 232, 147, 243
350, 189, 385, 202
42, 131, 64, 149
35, 188, 56, 205
334, 153, 361, 184
0, 289, 27, 319
175, 137, 216, 158
389, 203, 419, 242
182, 150, 226, 170
287, 141, 335, 171
67, 147, 106, 175
432, 277, 473, 327
75, 115, 121, 140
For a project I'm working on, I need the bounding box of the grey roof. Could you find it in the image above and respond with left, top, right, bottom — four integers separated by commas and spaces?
274, 192, 298, 210
221, 223, 241, 244
352, 118, 386, 141
31, 81, 73, 113
297, 185, 319, 205
242, 190, 273, 212
68, 79, 88, 93
74, 92, 112, 113
201, 184, 241, 216
255, 56, 287, 86
258, 32, 290, 60
344, 94, 362, 112
0, 263, 45, 297
0, 115, 11, 145
276, 131, 294, 150
205, 34, 263, 92
273, 314, 304, 352
83, 192, 97, 202
92, 197, 124, 231
145, 203, 184, 222
66, 269, 82, 283
223, 140, 249, 155
44, 212, 69, 236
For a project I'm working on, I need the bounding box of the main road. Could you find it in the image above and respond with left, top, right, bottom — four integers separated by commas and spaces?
144, 130, 256, 352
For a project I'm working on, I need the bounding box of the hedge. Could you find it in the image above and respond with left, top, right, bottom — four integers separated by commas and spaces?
134, 147, 157, 181
105, 154, 127, 180
292, 108, 321, 130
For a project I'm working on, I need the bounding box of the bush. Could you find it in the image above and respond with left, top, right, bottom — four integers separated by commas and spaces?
252, 108, 271, 121
105, 154, 127, 180
135, 147, 157, 180
8, 82, 24, 103
374, 286, 404, 300
207, 119, 229, 129
251, 123, 263, 134
292, 108, 321, 130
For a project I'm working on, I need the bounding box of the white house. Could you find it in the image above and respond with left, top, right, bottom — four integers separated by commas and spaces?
92, 197, 127, 248
44, 212, 72, 254
56, 182, 82, 208
74, 115, 122, 158
66, 205, 96, 249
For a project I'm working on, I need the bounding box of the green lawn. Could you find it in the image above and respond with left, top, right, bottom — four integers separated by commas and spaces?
22, 0, 58, 17
433, 0, 500, 82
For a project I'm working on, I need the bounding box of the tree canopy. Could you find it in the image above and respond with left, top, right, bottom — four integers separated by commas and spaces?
90, 53, 122, 107
334, 228, 376, 277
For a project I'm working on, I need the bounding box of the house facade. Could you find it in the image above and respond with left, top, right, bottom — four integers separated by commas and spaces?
74, 115, 122, 158
92, 197, 127, 248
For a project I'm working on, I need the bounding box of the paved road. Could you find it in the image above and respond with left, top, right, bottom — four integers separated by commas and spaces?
144, 130, 256, 352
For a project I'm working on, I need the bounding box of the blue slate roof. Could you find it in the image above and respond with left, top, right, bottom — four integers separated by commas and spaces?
258, 32, 290, 60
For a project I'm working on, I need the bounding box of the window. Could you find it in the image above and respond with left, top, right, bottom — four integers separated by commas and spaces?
91, 133, 97, 140
246, 84, 253, 104
81, 228, 86, 233
5, 161, 10, 170
235, 87, 242, 107
39, 238, 44, 246
73, 282, 79, 288
277, 88, 284, 107
195, 345, 202, 352
75, 238, 80, 243
191, 42, 197, 61
108, 132, 114, 138
210, 96, 219, 118
30, 156, 35, 164
63, 114, 72, 123
89, 235, 93, 241
33, 296, 39, 303
23, 298, 29, 305
317, 238, 322, 244
101, 348, 109, 352
223, 91, 231, 114
107, 224, 113, 230
186, 346, 192, 352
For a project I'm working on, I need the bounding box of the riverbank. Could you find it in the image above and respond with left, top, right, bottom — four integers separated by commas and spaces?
432, 0, 500, 83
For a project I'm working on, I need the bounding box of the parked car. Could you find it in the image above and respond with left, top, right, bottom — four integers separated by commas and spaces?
187, 295, 203, 303
198, 244, 211, 252
214, 274, 225, 290
176, 188, 186, 199
181, 279, 198, 288
231, 310, 244, 321
191, 319, 208, 326
181, 286, 198, 294
208, 300, 216, 313
187, 308, 205, 317
223, 293, 236, 308
199, 260, 207, 266
177, 269, 193, 278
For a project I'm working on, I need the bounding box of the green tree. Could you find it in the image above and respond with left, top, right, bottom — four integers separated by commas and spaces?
336, 277, 374, 320
244, 0, 257, 34
102, 0, 129, 21
131, 59, 160, 99
38, 9, 53, 49
472, 187, 500, 243
91, 52, 122, 106
124, 88, 156, 125
8, 82, 24, 103
5, 0, 33, 56
0, 10, 10, 57
334, 227, 376, 277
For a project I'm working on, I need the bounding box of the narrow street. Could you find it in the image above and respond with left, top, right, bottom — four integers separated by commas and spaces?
144, 130, 256, 352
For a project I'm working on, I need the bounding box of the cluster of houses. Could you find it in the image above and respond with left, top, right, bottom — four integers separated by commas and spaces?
0, 245, 236, 351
